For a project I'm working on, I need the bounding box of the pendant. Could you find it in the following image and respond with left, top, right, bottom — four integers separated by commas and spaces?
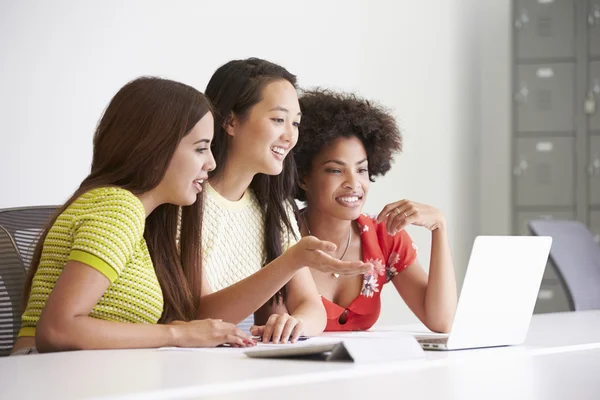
333, 273, 340, 278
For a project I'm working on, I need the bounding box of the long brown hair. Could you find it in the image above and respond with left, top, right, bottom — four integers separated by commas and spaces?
205, 58, 299, 301
22, 76, 211, 323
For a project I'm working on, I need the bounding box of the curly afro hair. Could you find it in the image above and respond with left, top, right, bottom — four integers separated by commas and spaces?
294, 88, 403, 202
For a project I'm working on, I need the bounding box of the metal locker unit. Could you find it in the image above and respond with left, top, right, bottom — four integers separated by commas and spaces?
514, 137, 575, 206
589, 1, 600, 57
512, 0, 590, 314
588, 210, 600, 242
515, 63, 576, 132
588, 135, 600, 203
515, 0, 576, 59
534, 281, 571, 313
589, 217, 600, 241
589, 62, 600, 131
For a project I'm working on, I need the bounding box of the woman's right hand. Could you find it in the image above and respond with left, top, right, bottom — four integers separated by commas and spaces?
169, 319, 255, 348
285, 236, 372, 276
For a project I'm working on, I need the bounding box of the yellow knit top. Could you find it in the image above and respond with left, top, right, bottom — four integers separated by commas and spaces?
19, 187, 163, 337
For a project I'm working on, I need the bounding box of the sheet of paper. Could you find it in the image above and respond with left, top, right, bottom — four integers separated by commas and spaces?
157, 336, 341, 353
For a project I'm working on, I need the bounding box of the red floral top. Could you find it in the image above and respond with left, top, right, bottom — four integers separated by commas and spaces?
322, 214, 418, 331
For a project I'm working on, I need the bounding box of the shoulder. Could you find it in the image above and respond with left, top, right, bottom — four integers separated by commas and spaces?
73, 187, 145, 233
356, 213, 380, 235
357, 213, 416, 256
84, 186, 143, 209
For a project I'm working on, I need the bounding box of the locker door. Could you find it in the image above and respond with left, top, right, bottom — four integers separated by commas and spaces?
589, 1, 600, 57
534, 281, 572, 313
588, 210, 600, 243
515, 0, 575, 59
516, 64, 575, 132
515, 137, 575, 206
589, 136, 600, 204
589, 62, 600, 131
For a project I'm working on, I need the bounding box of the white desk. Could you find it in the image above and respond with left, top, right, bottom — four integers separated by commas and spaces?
215, 349, 600, 400
0, 311, 598, 400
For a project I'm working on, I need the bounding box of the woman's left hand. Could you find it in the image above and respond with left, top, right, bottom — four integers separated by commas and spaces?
376, 199, 446, 235
250, 313, 304, 344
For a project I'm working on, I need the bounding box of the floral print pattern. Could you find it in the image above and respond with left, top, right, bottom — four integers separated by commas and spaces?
386, 266, 399, 283
322, 215, 417, 331
388, 252, 400, 269
367, 257, 386, 276
361, 272, 380, 297
386, 251, 401, 282
362, 258, 385, 296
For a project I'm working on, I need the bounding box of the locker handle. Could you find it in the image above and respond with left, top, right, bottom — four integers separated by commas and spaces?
515, 84, 529, 104
588, 159, 600, 176
590, 5, 600, 26
513, 160, 528, 176
514, 9, 529, 30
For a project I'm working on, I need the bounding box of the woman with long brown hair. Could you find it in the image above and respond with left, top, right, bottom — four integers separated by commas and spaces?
11, 77, 253, 354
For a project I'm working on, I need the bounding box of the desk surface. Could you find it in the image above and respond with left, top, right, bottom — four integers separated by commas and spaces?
1, 311, 598, 400
216, 348, 600, 400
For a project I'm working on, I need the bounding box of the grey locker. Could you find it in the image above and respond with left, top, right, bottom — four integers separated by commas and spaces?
516, 63, 575, 132
589, 136, 600, 204
515, 0, 576, 59
515, 137, 575, 206
534, 281, 571, 314
588, 210, 600, 242
590, 1, 600, 57
589, 62, 600, 131
513, 3, 590, 309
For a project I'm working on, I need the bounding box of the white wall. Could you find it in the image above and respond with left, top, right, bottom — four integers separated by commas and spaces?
0, 0, 506, 325
479, 0, 513, 237
362, 0, 485, 326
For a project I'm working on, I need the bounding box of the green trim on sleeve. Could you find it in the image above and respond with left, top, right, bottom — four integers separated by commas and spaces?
18, 326, 36, 337
69, 249, 119, 283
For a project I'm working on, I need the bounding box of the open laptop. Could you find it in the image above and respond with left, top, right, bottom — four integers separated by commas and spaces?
417, 236, 552, 351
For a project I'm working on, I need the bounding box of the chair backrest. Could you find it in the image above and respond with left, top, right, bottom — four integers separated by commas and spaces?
529, 219, 600, 311
0, 207, 57, 271
0, 227, 26, 356
0, 206, 57, 356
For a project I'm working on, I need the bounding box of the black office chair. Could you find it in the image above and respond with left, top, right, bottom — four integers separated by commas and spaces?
0, 206, 57, 356
529, 219, 600, 311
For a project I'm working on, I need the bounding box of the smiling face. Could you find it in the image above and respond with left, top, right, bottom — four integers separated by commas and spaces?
157, 112, 216, 206
226, 79, 301, 176
300, 136, 370, 221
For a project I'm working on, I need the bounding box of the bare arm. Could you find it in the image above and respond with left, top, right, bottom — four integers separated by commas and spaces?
196, 255, 302, 324
36, 261, 251, 352
249, 266, 326, 343
392, 225, 457, 333
378, 200, 457, 333
284, 267, 327, 336
197, 236, 370, 325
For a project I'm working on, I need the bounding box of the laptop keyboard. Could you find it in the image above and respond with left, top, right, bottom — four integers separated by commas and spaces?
418, 337, 448, 344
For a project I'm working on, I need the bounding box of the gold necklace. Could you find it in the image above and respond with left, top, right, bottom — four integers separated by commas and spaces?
302, 211, 351, 278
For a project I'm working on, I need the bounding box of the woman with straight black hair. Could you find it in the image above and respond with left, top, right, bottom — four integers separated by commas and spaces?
194, 58, 371, 343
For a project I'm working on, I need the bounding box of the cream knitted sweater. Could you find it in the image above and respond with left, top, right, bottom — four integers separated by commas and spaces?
202, 183, 300, 292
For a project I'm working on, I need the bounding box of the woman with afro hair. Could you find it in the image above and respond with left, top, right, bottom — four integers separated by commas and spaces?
292, 89, 457, 333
